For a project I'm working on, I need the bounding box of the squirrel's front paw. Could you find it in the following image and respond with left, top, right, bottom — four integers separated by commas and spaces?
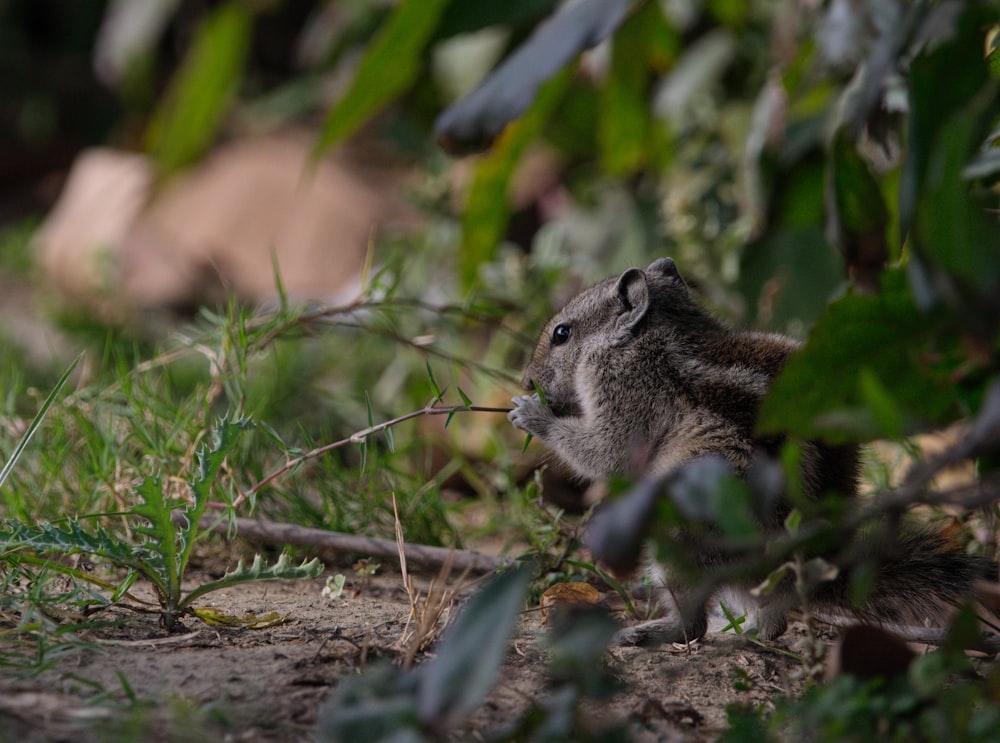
508, 394, 554, 437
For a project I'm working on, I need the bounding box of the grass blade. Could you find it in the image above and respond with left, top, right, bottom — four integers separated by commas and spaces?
0, 353, 82, 491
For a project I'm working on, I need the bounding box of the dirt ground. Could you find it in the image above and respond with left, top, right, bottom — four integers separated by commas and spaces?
0, 555, 826, 743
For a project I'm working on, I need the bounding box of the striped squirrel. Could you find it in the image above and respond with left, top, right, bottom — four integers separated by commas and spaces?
509, 257, 989, 643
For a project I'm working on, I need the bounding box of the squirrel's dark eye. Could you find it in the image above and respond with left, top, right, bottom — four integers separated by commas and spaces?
551, 324, 572, 346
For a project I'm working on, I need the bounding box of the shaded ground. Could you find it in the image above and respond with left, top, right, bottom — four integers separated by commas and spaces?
0, 561, 821, 743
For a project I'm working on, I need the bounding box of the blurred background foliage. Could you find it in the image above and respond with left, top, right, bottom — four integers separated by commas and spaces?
0, 1, 999, 737
0, 0, 997, 547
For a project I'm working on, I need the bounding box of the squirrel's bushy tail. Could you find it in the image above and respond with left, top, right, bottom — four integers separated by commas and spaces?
814, 527, 996, 628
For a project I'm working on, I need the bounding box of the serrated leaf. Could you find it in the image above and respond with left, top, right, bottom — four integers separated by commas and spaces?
0, 519, 164, 594
181, 553, 323, 609
417, 564, 532, 727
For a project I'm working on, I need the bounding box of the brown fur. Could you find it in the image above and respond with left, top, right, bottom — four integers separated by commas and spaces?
510, 258, 988, 643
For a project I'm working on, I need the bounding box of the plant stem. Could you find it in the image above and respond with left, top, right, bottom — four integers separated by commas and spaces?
232, 403, 511, 509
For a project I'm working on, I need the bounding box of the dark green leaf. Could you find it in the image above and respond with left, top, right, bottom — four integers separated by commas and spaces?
758, 268, 961, 442
426, 361, 443, 402
902, 4, 1000, 300
585, 475, 663, 574
456, 387, 472, 408
826, 132, 889, 287
435, 0, 557, 39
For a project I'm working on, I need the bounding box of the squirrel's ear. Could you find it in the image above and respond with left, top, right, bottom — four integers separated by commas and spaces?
613, 268, 650, 338
647, 257, 686, 288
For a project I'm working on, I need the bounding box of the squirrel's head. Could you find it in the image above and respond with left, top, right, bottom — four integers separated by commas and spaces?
520, 258, 690, 410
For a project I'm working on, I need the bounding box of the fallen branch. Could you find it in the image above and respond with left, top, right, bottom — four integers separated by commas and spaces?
203, 515, 507, 574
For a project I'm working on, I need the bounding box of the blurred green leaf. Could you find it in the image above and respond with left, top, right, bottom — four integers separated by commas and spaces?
598, 3, 667, 175
315, 0, 451, 155
0, 353, 80, 494
826, 132, 889, 287
434, 0, 633, 154
435, 0, 557, 39
417, 563, 531, 728
902, 3, 1000, 301
459, 67, 572, 289
145, 2, 251, 174
759, 268, 962, 443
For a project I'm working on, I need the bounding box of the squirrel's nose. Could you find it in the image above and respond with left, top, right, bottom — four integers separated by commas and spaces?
520, 373, 534, 391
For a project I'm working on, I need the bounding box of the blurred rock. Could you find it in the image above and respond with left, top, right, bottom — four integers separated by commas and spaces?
34, 131, 417, 321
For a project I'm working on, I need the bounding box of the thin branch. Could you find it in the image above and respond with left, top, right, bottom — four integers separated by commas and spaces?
232, 403, 511, 509
202, 516, 506, 574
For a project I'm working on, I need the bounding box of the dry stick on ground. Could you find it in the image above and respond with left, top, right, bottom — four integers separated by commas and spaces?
199, 402, 514, 573
199, 516, 505, 573
392, 493, 474, 667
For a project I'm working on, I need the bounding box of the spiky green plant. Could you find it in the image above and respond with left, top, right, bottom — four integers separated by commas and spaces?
0, 414, 322, 630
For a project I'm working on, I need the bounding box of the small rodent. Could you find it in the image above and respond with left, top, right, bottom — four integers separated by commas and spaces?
510, 257, 988, 643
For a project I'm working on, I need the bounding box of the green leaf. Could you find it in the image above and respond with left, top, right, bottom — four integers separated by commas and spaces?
0, 352, 81, 492
751, 562, 791, 598
857, 367, 903, 439
758, 268, 961, 443
315, 0, 450, 155
145, 3, 252, 174
826, 132, 888, 283
718, 602, 747, 635
131, 476, 179, 601
598, 3, 667, 175
784, 508, 801, 537
426, 361, 444, 402
0, 519, 162, 593
531, 380, 548, 405
902, 4, 1000, 299
181, 553, 323, 609
458, 67, 573, 289
519, 432, 533, 453
178, 417, 252, 583
416, 563, 532, 727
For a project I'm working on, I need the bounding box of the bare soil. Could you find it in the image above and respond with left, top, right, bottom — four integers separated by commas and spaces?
0, 561, 821, 743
